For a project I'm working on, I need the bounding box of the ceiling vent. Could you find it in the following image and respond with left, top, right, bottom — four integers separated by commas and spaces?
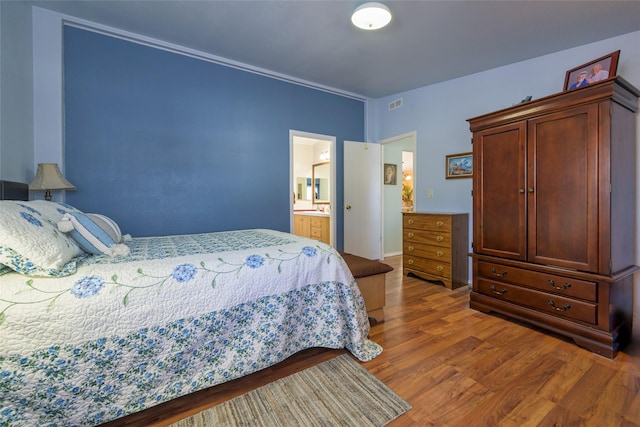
389, 98, 403, 110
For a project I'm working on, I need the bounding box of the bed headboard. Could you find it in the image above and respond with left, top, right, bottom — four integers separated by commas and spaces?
0, 180, 29, 201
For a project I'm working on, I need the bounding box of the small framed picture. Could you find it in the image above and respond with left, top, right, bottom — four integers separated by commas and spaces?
446, 152, 473, 179
563, 50, 620, 91
383, 163, 397, 185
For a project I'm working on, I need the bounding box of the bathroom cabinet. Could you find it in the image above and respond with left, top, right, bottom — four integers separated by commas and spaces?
293, 213, 330, 245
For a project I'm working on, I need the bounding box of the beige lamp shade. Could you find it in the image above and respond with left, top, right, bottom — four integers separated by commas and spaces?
29, 163, 76, 201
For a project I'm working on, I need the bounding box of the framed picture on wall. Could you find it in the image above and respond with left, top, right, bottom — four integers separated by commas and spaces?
384, 163, 397, 185
563, 50, 620, 91
445, 152, 473, 179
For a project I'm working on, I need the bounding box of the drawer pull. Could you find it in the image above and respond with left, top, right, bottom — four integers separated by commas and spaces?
436, 266, 444, 272
490, 285, 507, 295
436, 251, 444, 257
548, 300, 571, 312
408, 259, 414, 265
408, 219, 414, 225
490, 267, 508, 277
408, 246, 414, 251
436, 236, 444, 242
408, 232, 414, 238
436, 221, 444, 227
548, 279, 571, 291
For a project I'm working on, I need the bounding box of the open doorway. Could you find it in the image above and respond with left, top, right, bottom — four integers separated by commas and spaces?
381, 132, 417, 257
290, 130, 336, 247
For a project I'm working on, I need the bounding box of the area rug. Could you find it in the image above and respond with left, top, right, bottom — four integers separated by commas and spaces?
169, 354, 411, 426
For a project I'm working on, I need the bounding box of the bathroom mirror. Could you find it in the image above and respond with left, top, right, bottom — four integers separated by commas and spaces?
312, 162, 330, 204
296, 177, 311, 201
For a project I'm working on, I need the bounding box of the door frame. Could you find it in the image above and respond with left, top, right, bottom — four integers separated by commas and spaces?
290, 130, 337, 247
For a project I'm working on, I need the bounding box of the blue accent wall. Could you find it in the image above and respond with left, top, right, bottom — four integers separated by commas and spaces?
64, 27, 363, 245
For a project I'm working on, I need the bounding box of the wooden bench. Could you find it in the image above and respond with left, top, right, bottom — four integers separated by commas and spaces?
340, 252, 393, 322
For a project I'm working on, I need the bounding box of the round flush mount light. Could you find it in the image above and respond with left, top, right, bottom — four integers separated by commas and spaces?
351, 2, 392, 30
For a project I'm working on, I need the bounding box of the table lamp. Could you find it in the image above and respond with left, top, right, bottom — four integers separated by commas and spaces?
29, 163, 76, 201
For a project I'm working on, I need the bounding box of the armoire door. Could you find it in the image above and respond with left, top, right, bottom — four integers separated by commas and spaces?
526, 103, 599, 272
473, 121, 527, 260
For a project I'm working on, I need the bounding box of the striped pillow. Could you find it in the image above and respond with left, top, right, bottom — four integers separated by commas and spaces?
86, 213, 123, 243
58, 212, 130, 257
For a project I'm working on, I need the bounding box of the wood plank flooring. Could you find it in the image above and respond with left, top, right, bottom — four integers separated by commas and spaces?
104, 255, 640, 427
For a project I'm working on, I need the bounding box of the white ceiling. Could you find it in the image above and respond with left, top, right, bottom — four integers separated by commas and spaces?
27, 0, 640, 98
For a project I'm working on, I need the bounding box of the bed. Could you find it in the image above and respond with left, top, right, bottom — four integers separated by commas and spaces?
0, 181, 382, 426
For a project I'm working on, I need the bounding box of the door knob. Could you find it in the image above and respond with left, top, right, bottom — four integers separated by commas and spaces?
345, 205, 351, 210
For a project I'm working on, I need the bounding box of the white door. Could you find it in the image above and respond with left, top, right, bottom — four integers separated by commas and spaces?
344, 141, 382, 259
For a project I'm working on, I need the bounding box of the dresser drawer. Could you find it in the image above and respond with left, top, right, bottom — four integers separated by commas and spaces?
404, 255, 451, 279
476, 278, 597, 324
404, 214, 451, 231
403, 229, 451, 248
404, 242, 451, 261
477, 261, 597, 302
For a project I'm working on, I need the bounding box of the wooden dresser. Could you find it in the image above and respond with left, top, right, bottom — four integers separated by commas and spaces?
468, 77, 638, 358
293, 213, 330, 245
402, 212, 469, 290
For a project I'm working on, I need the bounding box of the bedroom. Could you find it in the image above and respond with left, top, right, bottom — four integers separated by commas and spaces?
2, 1, 640, 425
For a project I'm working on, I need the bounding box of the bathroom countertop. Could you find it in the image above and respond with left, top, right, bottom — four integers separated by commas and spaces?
293, 211, 330, 217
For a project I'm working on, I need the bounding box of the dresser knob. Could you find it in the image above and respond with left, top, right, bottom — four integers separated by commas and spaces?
408, 219, 414, 225
408, 232, 414, 238
436, 251, 443, 257
436, 221, 444, 227
490, 267, 508, 277
490, 285, 507, 295
436, 266, 443, 272
408, 246, 414, 251
436, 236, 444, 242
548, 300, 571, 312
408, 259, 414, 265
548, 279, 571, 291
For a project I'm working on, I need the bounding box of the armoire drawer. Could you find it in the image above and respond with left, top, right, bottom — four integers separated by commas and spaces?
404, 242, 451, 261
476, 278, 597, 324
477, 261, 597, 302
403, 214, 452, 231
403, 230, 451, 247
404, 256, 451, 279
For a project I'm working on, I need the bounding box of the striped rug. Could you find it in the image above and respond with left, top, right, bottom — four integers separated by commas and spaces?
170, 354, 411, 426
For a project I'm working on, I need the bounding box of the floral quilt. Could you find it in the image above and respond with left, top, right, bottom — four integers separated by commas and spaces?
0, 229, 381, 426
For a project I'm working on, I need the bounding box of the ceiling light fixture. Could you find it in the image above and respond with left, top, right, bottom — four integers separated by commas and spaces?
351, 2, 392, 30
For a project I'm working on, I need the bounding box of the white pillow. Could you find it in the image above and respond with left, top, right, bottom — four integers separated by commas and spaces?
25, 200, 84, 223
58, 212, 130, 257
0, 201, 84, 276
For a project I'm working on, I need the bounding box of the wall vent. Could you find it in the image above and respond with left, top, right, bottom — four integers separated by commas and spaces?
389, 98, 403, 110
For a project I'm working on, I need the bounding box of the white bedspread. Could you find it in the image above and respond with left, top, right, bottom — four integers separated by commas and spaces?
0, 229, 381, 426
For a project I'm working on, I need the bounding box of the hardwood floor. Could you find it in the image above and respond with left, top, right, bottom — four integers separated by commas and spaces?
105, 255, 640, 427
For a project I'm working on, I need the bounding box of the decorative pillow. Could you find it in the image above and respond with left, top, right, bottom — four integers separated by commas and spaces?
86, 213, 123, 243
0, 200, 84, 277
58, 212, 130, 257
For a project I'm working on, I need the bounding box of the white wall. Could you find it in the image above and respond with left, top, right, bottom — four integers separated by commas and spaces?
371, 30, 640, 340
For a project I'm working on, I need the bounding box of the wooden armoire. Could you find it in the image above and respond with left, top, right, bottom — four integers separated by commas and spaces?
468, 77, 639, 358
